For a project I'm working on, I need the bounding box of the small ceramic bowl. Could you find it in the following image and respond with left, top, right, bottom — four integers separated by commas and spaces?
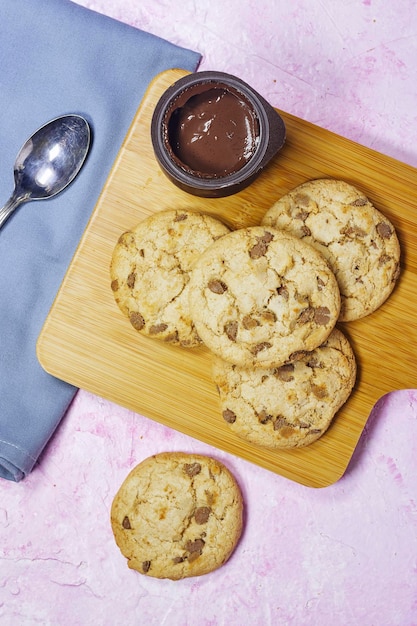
151, 71, 286, 198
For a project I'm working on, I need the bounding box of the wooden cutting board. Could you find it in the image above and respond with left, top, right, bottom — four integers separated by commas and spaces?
37, 69, 417, 488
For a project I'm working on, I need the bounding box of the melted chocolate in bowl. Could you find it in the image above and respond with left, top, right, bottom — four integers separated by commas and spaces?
151, 71, 286, 197
166, 84, 260, 178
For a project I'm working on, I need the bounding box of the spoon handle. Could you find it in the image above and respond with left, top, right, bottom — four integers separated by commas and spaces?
0, 195, 23, 230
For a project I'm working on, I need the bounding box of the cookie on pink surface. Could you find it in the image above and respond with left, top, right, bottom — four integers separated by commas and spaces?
110, 452, 243, 579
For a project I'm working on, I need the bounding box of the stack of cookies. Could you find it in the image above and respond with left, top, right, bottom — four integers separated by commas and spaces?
109, 178, 400, 579
110, 179, 400, 451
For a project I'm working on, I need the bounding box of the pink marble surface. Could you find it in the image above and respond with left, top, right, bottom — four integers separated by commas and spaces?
1, 1, 417, 624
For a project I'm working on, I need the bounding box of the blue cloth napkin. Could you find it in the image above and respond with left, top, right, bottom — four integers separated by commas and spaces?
0, 0, 201, 481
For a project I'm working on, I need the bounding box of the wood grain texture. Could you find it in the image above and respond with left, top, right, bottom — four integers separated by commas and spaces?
37, 69, 417, 487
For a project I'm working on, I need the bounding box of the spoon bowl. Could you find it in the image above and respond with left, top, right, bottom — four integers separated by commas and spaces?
0, 114, 90, 229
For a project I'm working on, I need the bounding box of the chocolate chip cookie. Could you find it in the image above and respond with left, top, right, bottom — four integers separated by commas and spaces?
110, 452, 243, 579
212, 328, 356, 449
110, 209, 230, 347
261, 179, 400, 321
188, 226, 341, 368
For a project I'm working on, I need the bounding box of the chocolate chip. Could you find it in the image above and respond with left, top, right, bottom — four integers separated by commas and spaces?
341, 225, 367, 237
262, 310, 276, 323
194, 506, 211, 524
314, 307, 331, 325
288, 350, 308, 362
225, 321, 238, 342
316, 277, 325, 291
298, 307, 314, 324
257, 410, 272, 424
208, 279, 228, 294
122, 516, 131, 529
376, 222, 392, 239
165, 330, 179, 343
349, 197, 368, 207
311, 383, 328, 399
273, 416, 288, 430
186, 538, 205, 554
173, 556, 185, 564
130, 311, 145, 330
251, 342, 272, 355
174, 213, 188, 222
149, 323, 168, 334
223, 409, 237, 424
281, 424, 295, 437
249, 232, 274, 259
249, 242, 265, 259
180, 335, 200, 347
142, 561, 151, 573
242, 315, 259, 329
378, 253, 391, 266
111, 279, 119, 292
127, 272, 136, 288
184, 462, 202, 477
277, 285, 289, 299
294, 193, 311, 207
295, 210, 309, 220
275, 363, 295, 382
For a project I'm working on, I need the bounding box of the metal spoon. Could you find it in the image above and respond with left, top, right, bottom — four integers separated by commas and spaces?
0, 114, 91, 230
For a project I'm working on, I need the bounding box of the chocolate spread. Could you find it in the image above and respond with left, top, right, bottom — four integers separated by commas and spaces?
165, 83, 260, 178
